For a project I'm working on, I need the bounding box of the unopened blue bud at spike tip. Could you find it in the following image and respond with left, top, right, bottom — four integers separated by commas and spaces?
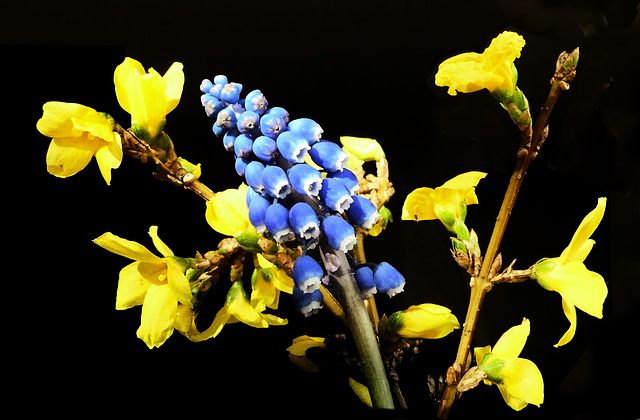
309, 141, 349, 172
253, 136, 279, 163
216, 108, 237, 130
373, 262, 405, 297
292, 287, 324, 317
265, 202, 295, 243
245, 161, 266, 194
265, 106, 290, 124
288, 164, 323, 197
354, 266, 377, 299
209, 84, 223, 100
200, 79, 214, 93
237, 111, 260, 135
292, 255, 323, 293
259, 113, 287, 139
289, 202, 320, 241
346, 196, 379, 229
288, 118, 323, 144
245, 89, 269, 115
222, 129, 240, 152
248, 193, 271, 233
261, 165, 292, 199
233, 134, 254, 159
213, 75, 228, 85
276, 131, 310, 164
204, 97, 224, 119
319, 178, 353, 214
221, 83, 242, 104
321, 215, 357, 253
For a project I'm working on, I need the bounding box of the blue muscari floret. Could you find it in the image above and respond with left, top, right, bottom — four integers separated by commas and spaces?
265, 202, 295, 243
245, 89, 268, 115
288, 202, 320, 241
220, 82, 243, 104
287, 118, 323, 144
235, 157, 251, 177
216, 108, 237, 131
237, 110, 260, 135
261, 165, 292, 199
292, 255, 323, 293
321, 215, 357, 253
327, 168, 360, 195
354, 266, 377, 299
233, 133, 254, 158
259, 113, 287, 139
252, 136, 279, 163
292, 287, 324, 317
346, 196, 379, 229
248, 193, 271, 233
245, 160, 266, 194
222, 129, 240, 152
373, 262, 406, 297
319, 178, 353, 214
265, 106, 290, 124
309, 140, 349, 172
287, 164, 323, 197
276, 131, 310, 164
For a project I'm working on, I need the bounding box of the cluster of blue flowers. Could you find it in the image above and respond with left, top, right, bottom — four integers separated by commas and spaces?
200, 75, 405, 316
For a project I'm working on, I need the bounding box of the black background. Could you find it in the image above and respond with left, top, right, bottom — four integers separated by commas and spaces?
3, 1, 639, 418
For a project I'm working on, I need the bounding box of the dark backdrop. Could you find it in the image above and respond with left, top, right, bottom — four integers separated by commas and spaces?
4, 1, 639, 419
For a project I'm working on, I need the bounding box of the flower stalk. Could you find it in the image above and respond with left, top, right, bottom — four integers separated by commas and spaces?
437, 47, 579, 419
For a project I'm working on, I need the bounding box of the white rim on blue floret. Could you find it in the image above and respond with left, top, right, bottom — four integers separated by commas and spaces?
262, 165, 292, 199
289, 202, 320, 240
292, 255, 323, 293
245, 161, 266, 194
373, 262, 406, 298
265, 202, 295, 243
328, 169, 360, 195
292, 287, 324, 317
322, 215, 357, 253
346, 196, 380, 229
309, 141, 349, 172
288, 164, 323, 197
248, 194, 271, 234
276, 131, 311, 163
320, 178, 354, 214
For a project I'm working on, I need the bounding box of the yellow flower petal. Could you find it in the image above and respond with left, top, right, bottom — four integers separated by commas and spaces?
440, 171, 487, 205
339, 136, 385, 161
492, 318, 530, 359
147, 226, 174, 258
498, 384, 529, 411
94, 132, 123, 185
93, 232, 164, 264
348, 377, 373, 408
205, 184, 254, 237
555, 298, 577, 347
46, 136, 96, 178
165, 259, 193, 308
560, 197, 606, 262
115, 261, 151, 310
137, 283, 178, 349
114, 57, 145, 115
501, 358, 544, 407
36, 101, 95, 138
401, 187, 437, 221
162, 62, 185, 114
286, 335, 326, 356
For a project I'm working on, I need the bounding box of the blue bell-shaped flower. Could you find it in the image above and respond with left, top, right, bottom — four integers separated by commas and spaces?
319, 178, 354, 214
292, 255, 324, 293
276, 131, 310, 163
248, 193, 271, 233
235, 157, 251, 177
233, 134, 254, 159
237, 110, 260, 135
288, 202, 320, 241
264, 202, 295, 243
373, 262, 405, 297
252, 135, 279, 163
222, 128, 240, 152
265, 106, 290, 124
345, 196, 379, 229
287, 118, 323, 144
354, 266, 377, 299
292, 287, 324, 317
288, 164, 323, 197
244, 161, 266, 194
244, 89, 268, 115
309, 141, 349, 172
327, 168, 360, 195
321, 215, 357, 253
259, 113, 287, 139
261, 165, 292, 199
215, 107, 237, 130
204, 97, 224, 119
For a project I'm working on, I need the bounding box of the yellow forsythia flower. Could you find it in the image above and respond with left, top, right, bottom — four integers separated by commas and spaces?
36, 101, 122, 185
474, 319, 544, 411
401, 171, 486, 238
286, 335, 326, 373
114, 57, 184, 139
340, 136, 385, 162
530, 197, 608, 347
205, 183, 256, 237
92, 226, 194, 348
251, 253, 294, 311
435, 31, 526, 96
386, 303, 460, 339
185, 280, 287, 342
